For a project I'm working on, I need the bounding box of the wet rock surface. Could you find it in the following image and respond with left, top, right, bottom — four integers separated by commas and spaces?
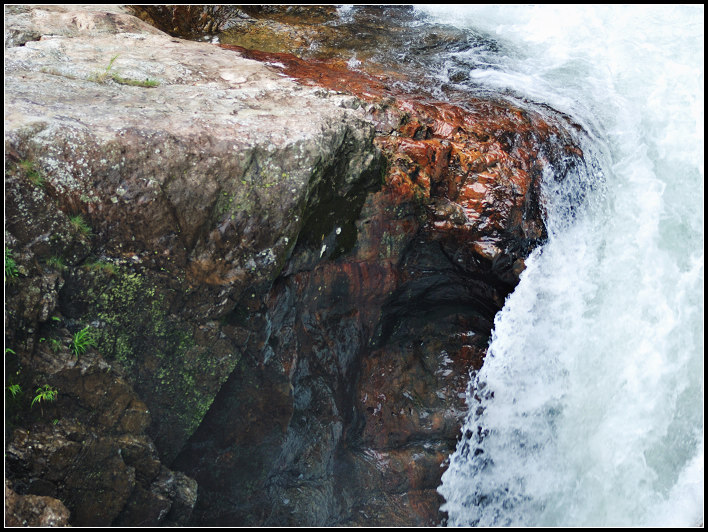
5, 479, 70, 527
181, 10, 583, 526
4, 320, 195, 525
5, 5, 585, 527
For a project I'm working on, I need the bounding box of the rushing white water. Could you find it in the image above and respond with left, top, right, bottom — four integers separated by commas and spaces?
414, 5, 704, 527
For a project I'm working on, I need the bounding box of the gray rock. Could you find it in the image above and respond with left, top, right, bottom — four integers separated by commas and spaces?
4, 5, 163, 48
5, 4, 379, 320
4, 5, 382, 526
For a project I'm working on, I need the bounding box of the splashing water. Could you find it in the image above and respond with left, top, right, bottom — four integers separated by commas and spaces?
413, 5, 704, 527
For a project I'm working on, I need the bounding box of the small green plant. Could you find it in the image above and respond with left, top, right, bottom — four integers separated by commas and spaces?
49, 338, 63, 353
46, 256, 66, 271
90, 54, 160, 88
70, 326, 97, 358
31, 384, 58, 416
6, 347, 16, 356
69, 214, 91, 236
83, 260, 116, 276
7, 383, 22, 398
106, 53, 119, 70
90, 53, 120, 83
110, 74, 160, 88
5, 247, 19, 281
19, 159, 45, 187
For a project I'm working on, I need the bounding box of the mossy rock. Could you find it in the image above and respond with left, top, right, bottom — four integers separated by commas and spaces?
60, 265, 241, 462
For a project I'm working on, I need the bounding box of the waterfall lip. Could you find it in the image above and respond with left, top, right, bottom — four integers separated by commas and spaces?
430, 6, 703, 528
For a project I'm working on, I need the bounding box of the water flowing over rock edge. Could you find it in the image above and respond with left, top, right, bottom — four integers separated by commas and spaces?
5, 5, 590, 526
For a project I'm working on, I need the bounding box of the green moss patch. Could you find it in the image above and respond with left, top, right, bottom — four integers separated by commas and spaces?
75, 265, 240, 461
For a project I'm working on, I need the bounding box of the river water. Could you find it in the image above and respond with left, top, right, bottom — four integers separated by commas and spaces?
403, 5, 704, 527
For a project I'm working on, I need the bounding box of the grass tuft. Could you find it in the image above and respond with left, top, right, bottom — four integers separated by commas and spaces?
70, 326, 97, 358
83, 260, 117, 276
5, 247, 19, 282
90, 54, 160, 88
69, 214, 91, 236
46, 256, 66, 271
19, 160, 45, 187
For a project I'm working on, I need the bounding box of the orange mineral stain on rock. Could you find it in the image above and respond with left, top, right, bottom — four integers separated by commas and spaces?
212, 41, 586, 526
217, 45, 583, 274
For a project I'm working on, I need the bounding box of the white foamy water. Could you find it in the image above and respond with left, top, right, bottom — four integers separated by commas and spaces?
416, 5, 704, 527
